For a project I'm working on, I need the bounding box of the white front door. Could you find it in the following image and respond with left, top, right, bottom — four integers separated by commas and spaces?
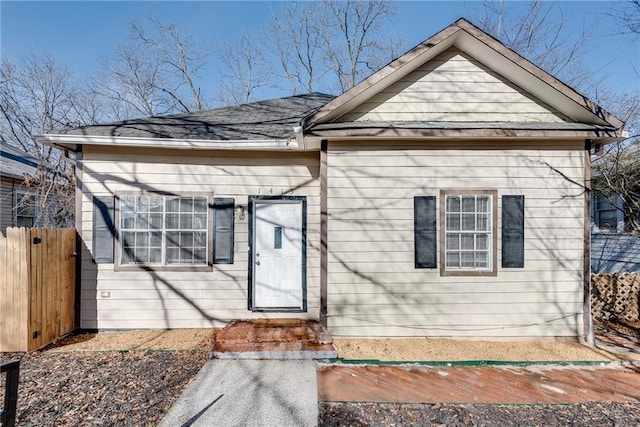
252, 199, 305, 310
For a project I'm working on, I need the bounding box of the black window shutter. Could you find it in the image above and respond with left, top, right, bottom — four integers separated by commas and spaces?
92, 195, 115, 263
213, 198, 235, 264
502, 195, 525, 268
414, 196, 437, 268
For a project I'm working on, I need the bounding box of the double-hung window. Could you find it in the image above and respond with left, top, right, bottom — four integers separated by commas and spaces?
16, 192, 37, 227
593, 194, 621, 232
442, 191, 496, 275
119, 195, 209, 266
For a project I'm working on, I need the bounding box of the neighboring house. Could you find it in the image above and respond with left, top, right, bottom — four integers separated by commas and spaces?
38, 19, 625, 338
590, 143, 640, 234
1, 142, 40, 234
590, 144, 640, 272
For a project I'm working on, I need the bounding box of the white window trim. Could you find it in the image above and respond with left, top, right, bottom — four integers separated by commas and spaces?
440, 189, 498, 277
114, 193, 214, 272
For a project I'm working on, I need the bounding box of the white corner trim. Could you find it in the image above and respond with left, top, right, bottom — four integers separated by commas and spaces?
36, 134, 299, 150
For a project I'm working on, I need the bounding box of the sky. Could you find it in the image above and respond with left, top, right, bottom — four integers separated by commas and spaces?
1, 1, 638, 105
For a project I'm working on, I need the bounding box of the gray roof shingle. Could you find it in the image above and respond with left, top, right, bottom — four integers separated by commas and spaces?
54, 93, 335, 141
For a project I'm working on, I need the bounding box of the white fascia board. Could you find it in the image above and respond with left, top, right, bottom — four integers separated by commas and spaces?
37, 134, 298, 150
456, 33, 611, 127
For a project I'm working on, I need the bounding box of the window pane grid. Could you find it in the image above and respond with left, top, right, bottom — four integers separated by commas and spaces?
16, 193, 36, 227
445, 194, 492, 270
120, 195, 208, 266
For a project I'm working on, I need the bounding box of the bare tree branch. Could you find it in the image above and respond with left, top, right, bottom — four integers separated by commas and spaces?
474, 0, 594, 91
90, 16, 210, 119
0, 53, 89, 226
217, 33, 269, 105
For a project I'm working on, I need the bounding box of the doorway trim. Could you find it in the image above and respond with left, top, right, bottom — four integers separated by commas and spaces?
247, 195, 307, 312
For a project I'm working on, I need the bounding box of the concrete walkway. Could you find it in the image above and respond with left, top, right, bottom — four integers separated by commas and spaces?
159, 359, 317, 427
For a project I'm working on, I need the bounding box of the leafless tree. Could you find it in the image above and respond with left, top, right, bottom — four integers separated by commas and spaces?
610, 0, 640, 35
269, 2, 325, 95
0, 53, 85, 226
91, 16, 210, 119
591, 89, 640, 234
217, 33, 269, 105
592, 141, 640, 234
474, 0, 594, 91
219, 0, 400, 101
318, 0, 400, 93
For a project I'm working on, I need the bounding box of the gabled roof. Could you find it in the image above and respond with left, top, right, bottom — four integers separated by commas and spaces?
1, 142, 40, 180
40, 93, 334, 151
302, 18, 624, 141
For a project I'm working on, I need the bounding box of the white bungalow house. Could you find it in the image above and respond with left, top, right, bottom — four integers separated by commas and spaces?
38, 19, 625, 339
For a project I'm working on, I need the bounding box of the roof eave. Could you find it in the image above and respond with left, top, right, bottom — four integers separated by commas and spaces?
306, 126, 625, 142
36, 134, 301, 151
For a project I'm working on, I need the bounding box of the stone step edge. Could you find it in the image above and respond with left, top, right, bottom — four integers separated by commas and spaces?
210, 350, 338, 360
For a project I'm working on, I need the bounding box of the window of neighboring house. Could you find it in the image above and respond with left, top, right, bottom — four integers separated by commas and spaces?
594, 194, 620, 231
15, 192, 37, 227
441, 191, 497, 276
118, 194, 210, 266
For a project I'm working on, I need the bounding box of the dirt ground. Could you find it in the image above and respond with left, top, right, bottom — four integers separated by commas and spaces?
46, 328, 216, 352
62, 328, 610, 363
43, 328, 639, 362
332, 337, 640, 362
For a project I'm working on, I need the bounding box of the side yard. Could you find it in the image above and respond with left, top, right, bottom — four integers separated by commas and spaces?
0, 330, 212, 426
0, 350, 207, 426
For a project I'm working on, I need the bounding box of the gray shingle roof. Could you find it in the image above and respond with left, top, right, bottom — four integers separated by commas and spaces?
54, 93, 335, 141
1, 142, 40, 180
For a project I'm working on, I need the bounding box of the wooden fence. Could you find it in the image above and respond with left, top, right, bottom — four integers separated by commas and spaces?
0, 228, 76, 352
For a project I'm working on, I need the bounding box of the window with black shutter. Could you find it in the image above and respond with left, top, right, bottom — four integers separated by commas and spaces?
92, 195, 115, 263
502, 195, 525, 268
414, 196, 437, 268
213, 198, 235, 264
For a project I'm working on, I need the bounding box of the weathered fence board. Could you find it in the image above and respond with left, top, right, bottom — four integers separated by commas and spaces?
0, 228, 75, 352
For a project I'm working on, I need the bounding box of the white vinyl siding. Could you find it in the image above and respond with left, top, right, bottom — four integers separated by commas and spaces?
326, 141, 586, 337
79, 146, 320, 329
338, 48, 567, 123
